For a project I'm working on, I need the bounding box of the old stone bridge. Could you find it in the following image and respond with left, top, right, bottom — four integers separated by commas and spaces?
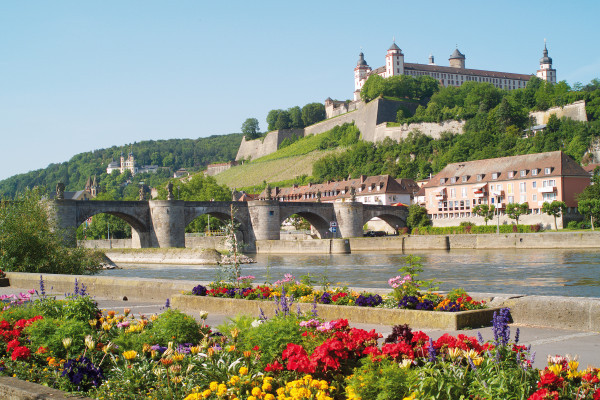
54, 199, 408, 249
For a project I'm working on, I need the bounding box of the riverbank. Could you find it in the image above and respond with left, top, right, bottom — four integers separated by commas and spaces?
103, 248, 222, 264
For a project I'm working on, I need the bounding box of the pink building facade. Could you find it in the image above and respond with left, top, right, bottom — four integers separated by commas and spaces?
419, 151, 590, 229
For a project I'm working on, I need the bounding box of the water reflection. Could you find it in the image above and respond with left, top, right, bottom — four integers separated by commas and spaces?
99, 249, 600, 298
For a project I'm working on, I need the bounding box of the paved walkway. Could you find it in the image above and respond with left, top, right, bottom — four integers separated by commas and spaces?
1, 285, 598, 370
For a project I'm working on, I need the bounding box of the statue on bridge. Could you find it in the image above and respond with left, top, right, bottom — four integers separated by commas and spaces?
166, 182, 174, 200
139, 186, 146, 201
316, 190, 322, 202
55, 183, 65, 200
350, 186, 356, 202
265, 184, 272, 200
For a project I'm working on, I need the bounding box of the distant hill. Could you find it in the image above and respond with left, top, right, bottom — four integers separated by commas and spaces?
0, 134, 243, 199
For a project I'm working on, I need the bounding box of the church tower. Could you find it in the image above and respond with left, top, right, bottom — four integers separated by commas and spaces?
119, 151, 125, 174
354, 52, 372, 100
385, 40, 404, 78
536, 41, 556, 84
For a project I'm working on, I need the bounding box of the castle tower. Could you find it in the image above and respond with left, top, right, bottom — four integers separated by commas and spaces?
354, 52, 372, 100
449, 48, 466, 68
91, 175, 99, 197
428, 54, 435, 65
119, 151, 125, 174
385, 41, 404, 78
536, 41, 556, 84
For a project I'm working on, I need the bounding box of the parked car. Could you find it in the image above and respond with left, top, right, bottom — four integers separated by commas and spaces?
364, 230, 387, 237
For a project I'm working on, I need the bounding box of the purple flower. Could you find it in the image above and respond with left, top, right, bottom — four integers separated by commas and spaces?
355, 294, 383, 307
427, 337, 436, 363
311, 296, 318, 317
492, 308, 511, 347
192, 285, 207, 296
319, 292, 331, 304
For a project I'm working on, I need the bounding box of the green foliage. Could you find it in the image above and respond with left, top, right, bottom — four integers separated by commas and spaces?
472, 204, 496, 226
361, 74, 439, 103
0, 304, 41, 325
542, 200, 567, 231
0, 134, 243, 200
301, 102, 326, 127
143, 309, 204, 346
239, 314, 305, 369
413, 224, 542, 235
241, 118, 261, 139
346, 357, 413, 399
0, 188, 103, 274
505, 202, 529, 225
61, 295, 100, 322
406, 204, 432, 230
26, 318, 92, 359
578, 198, 600, 230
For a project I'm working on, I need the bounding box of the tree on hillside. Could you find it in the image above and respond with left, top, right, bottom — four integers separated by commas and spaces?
506, 202, 529, 225
241, 118, 260, 139
301, 103, 326, 126
542, 200, 566, 231
288, 106, 304, 129
266, 109, 282, 131
275, 110, 291, 130
472, 204, 495, 225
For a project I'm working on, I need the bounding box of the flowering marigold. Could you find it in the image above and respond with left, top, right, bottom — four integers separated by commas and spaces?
238, 366, 248, 376
123, 350, 137, 360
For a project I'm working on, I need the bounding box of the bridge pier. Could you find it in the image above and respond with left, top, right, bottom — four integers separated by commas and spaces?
247, 200, 281, 240
334, 202, 364, 238
149, 201, 186, 248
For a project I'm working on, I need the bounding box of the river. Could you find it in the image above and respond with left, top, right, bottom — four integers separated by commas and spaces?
98, 248, 600, 298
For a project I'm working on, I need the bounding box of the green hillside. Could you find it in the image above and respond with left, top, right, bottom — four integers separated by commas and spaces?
0, 134, 242, 199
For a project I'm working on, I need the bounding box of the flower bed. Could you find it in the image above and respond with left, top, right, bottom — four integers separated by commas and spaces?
0, 284, 598, 400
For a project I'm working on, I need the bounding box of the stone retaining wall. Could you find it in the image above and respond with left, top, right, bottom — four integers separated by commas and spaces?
0, 376, 93, 400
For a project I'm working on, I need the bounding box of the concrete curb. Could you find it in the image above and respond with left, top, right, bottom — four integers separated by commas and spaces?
0, 377, 93, 400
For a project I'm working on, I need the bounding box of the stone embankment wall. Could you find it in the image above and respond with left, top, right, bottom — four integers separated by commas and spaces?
371, 120, 465, 142
530, 100, 587, 124
79, 239, 132, 249
235, 129, 304, 161
104, 248, 221, 265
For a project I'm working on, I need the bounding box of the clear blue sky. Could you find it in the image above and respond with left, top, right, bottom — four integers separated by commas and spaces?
1, 0, 599, 181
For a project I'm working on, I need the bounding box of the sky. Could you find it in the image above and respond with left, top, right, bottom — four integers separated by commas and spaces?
1, 0, 599, 181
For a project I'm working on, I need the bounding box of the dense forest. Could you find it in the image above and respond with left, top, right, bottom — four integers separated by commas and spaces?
0, 134, 242, 199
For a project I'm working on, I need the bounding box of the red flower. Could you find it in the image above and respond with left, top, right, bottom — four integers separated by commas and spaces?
583, 372, 600, 384
264, 360, 283, 372
362, 346, 382, 357
528, 388, 559, 400
593, 388, 600, 400
11, 346, 31, 361
411, 331, 430, 346
537, 371, 564, 389
0, 321, 10, 330
35, 346, 48, 354
381, 342, 414, 360
252, 345, 260, 351
6, 339, 20, 352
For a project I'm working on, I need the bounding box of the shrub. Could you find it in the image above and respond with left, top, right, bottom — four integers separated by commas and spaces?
142, 309, 205, 346
26, 318, 91, 359
567, 221, 579, 230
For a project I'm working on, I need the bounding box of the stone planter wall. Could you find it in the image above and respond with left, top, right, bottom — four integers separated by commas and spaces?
171, 294, 500, 330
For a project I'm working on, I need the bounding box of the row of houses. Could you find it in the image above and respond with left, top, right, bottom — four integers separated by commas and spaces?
252, 151, 592, 229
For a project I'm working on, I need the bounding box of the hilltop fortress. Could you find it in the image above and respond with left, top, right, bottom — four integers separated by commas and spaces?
236, 41, 566, 162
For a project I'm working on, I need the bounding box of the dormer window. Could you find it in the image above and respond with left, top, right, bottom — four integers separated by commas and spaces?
476, 174, 483, 182
492, 172, 499, 180
545, 167, 552, 174
508, 171, 514, 178
462, 176, 469, 183
450, 177, 457, 183
520, 170, 527, 177
440, 178, 446, 184
532, 169, 538, 176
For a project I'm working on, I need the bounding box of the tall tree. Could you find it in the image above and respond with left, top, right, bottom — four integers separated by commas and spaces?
266, 109, 282, 131
577, 199, 600, 231
505, 202, 529, 225
472, 204, 495, 225
542, 201, 567, 231
301, 103, 326, 126
241, 118, 260, 139
275, 110, 291, 130
288, 106, 304, 129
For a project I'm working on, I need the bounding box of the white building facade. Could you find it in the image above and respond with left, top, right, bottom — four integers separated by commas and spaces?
354, 41, 556, 100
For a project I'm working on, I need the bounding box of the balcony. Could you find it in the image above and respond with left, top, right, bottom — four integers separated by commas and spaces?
490, 190, 504, 197
473, 192, 486, 198
538, 186, 556, 193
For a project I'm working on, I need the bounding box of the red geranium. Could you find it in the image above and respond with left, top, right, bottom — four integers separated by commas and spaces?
528, 388, 559, 400
381, 342, 414, 360
537, 370, 564, 390
11, 346, 31, 361
6, 339, 20, 352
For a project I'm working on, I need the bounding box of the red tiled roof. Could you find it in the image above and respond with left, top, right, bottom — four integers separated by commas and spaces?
423, 151, 589, 189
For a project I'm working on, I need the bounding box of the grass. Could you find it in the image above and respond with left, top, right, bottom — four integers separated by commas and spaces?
215, 148, 343, 189
255, 133, 327, 162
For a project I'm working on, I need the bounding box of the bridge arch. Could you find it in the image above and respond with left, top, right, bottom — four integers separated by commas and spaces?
362, 206, 408, 233
75, 201, 152, 247
279, 207, 332, 239
183, 203, 252, 246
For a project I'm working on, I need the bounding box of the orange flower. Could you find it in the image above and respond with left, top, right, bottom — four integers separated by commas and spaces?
161, 358, 174, 366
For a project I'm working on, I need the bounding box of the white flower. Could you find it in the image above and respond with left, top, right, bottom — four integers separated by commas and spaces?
251, 319, 263, 328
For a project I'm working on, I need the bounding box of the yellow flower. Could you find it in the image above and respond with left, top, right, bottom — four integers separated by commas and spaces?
123, 350, 137, 360
62, 338, 72, 349
217, 383, 227, 395
183, 394, 202, 400
229, 375, 240, 386
262, 382, 272, 392
248, 397, 257, 400
209, 382, 218, 391
239, 366, 248, 376
172, 353, 185, 362
568, 361, 579, 371
251, 387, 262, 397
549, 364, 563, 376
202, 389, 212, 398
190, 346, 201, 355
264, 394, 275, 400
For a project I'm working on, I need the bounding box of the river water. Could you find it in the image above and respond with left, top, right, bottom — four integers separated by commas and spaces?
99, 249, 600, 298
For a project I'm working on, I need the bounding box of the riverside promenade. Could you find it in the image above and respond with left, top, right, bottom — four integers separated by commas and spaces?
1, 274, 599, 370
